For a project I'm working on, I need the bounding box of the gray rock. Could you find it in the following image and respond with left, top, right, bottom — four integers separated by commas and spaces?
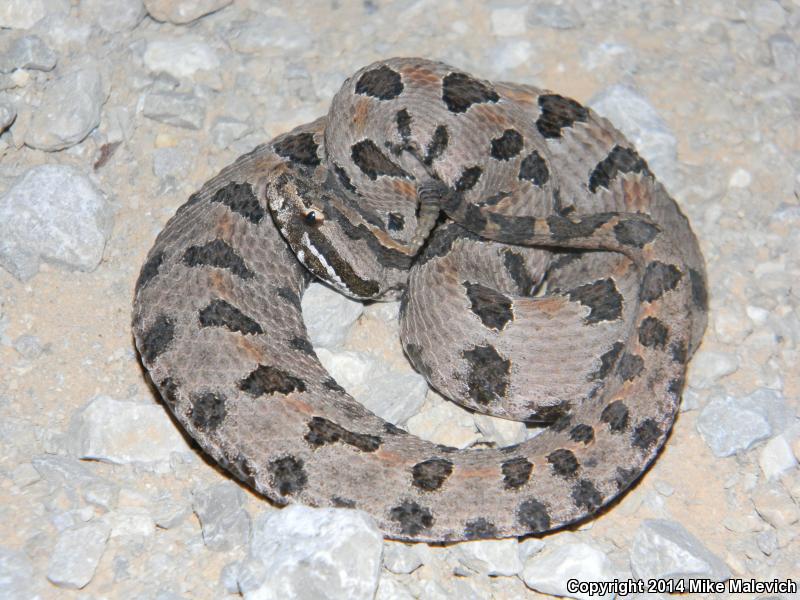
752, 483, 800, 529
768, 33, 798, 74
450, 538, 523, 576
26, 65, 106, 151
759, 434, 798, 479
80, 0, 146, 33
68, 395, 191, 471
12, 334, 44, 359
0, 164, 112, 281
0, 34, 57, 73
152, 498, 191, 529
0, 0, 70, 29
152, 147, 194, 181
522, 542, 619, 599
211, 116, 251, 148
0, 100, 16, 133
32, 454, 110, 491
106, 507, 155, 538
688, 351, 739, 389
589, 84, 678, 184
47, 522, 111, 589
142, 90, 207, 130
303, 282, 364, 349
144, 0, 232, 24
0, 546, 36, 598
222, 15, 312, 53
527, 2, 584, 29
630, 519, 731, 582
143, 38, 220, 79
193, 482, 251, 552
80, 0, 147, 33
11, 462, 41, 487
242, 505, 383, 600
696, 388, 791, 457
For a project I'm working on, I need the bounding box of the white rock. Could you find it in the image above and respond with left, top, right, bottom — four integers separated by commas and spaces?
474, 413, 528, 447
522, 542, 618, 599
630, 519, 731, 582
488, 40, 534, 73
303, 282, 364, 348
47, 522, 110, 589
752, 483, 800, 529
81, 0, 146, 33
26, 65, 106, 151
0, 164, 112, 281
450, 538, 523, 576
490, 8, 528, 36
687, 351, 739, 389
223, 16, 312, 53
382, 542, 423, 574
0, 0, 70, 29
144, 0, 232, 24
759, 435, 798, 479
527, 2, 584, 29
375, 574, 416, 600
242, 505, 383, 600
211, 116, 251, 148
768, 33, 798, 74
143, 38, 220, 79
406, 393, 480, 448
589, 85, 677, 183
751, 0, 786, 31
518, 538, 545, 561
0, 546, 36, 599
106, 507, 155, 538
69, 396, 190, 471
728, 168, 752, 188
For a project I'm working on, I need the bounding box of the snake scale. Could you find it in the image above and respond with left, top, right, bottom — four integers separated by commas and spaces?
132, 58, 708, 541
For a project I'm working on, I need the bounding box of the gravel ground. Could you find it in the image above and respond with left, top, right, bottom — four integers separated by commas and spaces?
1, 1, 799, 598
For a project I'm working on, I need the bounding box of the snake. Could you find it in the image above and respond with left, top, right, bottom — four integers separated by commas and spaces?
132, 57, 708, 542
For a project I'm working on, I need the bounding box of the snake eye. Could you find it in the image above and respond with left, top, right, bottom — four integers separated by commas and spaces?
303, 209, 323, 226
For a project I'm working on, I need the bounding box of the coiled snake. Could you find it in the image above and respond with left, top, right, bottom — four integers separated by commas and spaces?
132, 58, 708, 541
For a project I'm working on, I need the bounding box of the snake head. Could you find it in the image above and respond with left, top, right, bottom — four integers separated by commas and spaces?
266, 171, 409, 301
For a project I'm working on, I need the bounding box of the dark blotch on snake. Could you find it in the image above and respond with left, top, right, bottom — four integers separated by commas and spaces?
615, 467, 639, 490
182, 239, 254, 279
547, 448, 580, 478
198, 299, 264, 335
135, 250, 164, 292
289, 336, 315, 355
190, 392, 226, 431
463, 282, 514, 330
527, 401, 571, 427
632, 419, 662, 450
396, 109, 412, 140
517, 498, 551, 531
572, 479, 603, 512
331, 496, 356, 508
387, 212, 405, 231
487, 213, 537, 244
613, 219, 659, 248
590, 342, 624, 381
462, 344, 511, 406
670, 340, 688, 364
455, 165, 482, 191
424, 125, 449, 165
502, 249, 537, 294
268, 456, 308, 496
601, 400, 629, 433
351, 139, 409, 180
536, 94, 589, 138
389, 500, 434, 536
273, 131, 320, 167
640, 262, 683, 303
159, 377, 179, 409
501, 457, 533, 489
139, 315, 174, 364
547, 212, 613, 241
567, 278, 623, 324
518, 150, 549, 185
589, 145, 651, 193
617, 352, 645, 381
490, 129, 524, 161
441, 72, 499, 113
333, 163, 357, 192
464, 518, 498, 540
238, 364, 307, 397
305, 416, 382, 452
689, 268, 709, 312
639, 316, 669, 349
570, 424, 595, 444
210, 182, 264, 224
411, 457, 454, 491
355, 65, 403, 100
